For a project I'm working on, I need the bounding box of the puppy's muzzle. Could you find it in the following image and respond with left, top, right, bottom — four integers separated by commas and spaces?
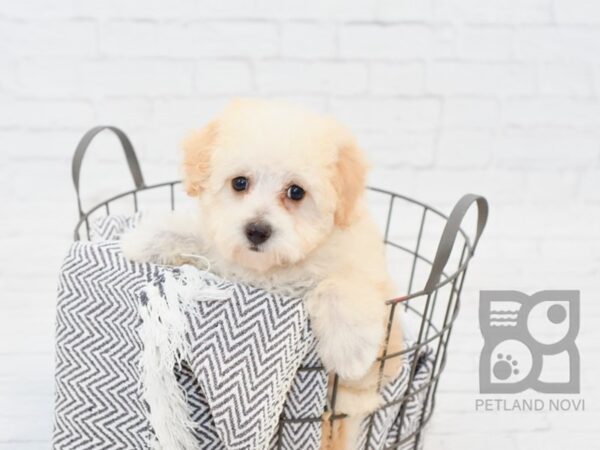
244, 221, 272, 247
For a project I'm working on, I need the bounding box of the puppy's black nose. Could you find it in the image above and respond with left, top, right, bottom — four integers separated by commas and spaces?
245, 221, 272, 246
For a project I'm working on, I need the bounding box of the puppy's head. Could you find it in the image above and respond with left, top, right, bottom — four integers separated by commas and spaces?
182, 99, 367, 273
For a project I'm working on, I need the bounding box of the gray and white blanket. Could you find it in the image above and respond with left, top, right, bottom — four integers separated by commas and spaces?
52, 215, 432, 450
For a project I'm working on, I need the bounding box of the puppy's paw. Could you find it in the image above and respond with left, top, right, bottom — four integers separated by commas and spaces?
306, 279, 385, 381
120, 226, 158, 263
121, 215, 205, 267
317, 332, 380, 381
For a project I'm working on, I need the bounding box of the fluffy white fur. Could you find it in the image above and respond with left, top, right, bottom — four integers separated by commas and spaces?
121, 99, 403, 450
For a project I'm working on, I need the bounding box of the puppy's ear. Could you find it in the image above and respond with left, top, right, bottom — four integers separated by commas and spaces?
334, 140, 368, 228
181, 120, 218, 196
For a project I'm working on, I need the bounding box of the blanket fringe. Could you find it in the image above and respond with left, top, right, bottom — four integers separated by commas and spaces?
138, 271, 199, 450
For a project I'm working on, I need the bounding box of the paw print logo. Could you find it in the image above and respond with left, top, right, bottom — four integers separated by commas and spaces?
479, 291, 580, 394
493, 354, 519, 380
485, 339, 531, 386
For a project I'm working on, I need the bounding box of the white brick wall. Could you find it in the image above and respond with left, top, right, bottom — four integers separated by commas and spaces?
1, 1, 599, 449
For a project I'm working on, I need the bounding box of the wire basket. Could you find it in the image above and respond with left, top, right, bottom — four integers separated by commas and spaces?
71, 126, 488, 450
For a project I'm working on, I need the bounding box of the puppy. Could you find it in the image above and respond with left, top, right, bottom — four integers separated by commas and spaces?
121, 99, 403, 449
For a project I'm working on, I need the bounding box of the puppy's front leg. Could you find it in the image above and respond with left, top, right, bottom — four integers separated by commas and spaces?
305, 275, 386, 381
121, 213, 207, 267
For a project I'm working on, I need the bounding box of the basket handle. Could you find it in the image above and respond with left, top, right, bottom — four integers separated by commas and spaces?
72, 126, 146, 217
422, 194, 488, 294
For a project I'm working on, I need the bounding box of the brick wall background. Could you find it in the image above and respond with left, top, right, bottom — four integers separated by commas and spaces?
1, 0, 599, 448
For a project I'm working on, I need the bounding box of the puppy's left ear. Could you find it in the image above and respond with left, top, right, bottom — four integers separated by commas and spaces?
333, 139, 368, 228
181, 120, 219, 196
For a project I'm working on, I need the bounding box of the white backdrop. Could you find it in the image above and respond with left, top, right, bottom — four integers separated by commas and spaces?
1, 1, 599, 449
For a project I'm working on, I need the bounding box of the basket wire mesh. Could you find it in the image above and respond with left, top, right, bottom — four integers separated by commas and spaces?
71, 126, 488, 450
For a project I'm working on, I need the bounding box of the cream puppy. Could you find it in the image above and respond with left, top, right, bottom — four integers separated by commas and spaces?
121, 99, 402, 449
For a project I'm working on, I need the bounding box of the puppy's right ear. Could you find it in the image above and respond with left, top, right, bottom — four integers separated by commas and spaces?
333, 139, 368, 228
181, 120, 218, 196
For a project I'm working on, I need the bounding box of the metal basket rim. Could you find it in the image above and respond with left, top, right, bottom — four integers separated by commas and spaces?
73, 180, 476, 301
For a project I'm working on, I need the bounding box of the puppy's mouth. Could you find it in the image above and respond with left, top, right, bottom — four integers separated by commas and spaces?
249, 245, 262, 252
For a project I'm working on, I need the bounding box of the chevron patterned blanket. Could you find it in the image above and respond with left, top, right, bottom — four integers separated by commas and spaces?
52, 215, 433, 450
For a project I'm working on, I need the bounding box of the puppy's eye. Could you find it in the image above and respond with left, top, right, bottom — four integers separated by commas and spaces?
286, 184, 305, 201
232, 176, 249, 192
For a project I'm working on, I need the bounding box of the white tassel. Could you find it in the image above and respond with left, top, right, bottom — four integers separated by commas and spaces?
138, 265, 232, 450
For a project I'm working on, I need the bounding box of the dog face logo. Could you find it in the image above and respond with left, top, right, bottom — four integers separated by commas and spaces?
479, 290, 580, 394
